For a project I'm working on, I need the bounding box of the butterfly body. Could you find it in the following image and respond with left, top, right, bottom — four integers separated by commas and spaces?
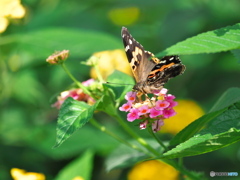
121, 27, 186, 94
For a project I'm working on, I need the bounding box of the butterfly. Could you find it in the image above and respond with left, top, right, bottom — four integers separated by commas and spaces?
121, 27, 186, 94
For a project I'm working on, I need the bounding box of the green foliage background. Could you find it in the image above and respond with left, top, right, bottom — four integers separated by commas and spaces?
1, 0, 240, 179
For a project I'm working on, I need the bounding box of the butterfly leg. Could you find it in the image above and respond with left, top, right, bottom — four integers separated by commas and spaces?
144, 94, 162, 111
144, 94, 155, 108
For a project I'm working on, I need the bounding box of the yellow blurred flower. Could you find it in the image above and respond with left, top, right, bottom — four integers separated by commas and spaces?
108, 7, 140, 26
128, 160, 179, 180
72, 176, 84, 180
11, 168, 45, 180
0, 0, 26, 33
90, 49, 132, 80
0, 17, 9, 33
161, 100, 204, 134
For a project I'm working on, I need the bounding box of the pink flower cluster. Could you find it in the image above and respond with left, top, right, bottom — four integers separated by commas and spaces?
52, 79, 95, 109
119, 88, 177, 132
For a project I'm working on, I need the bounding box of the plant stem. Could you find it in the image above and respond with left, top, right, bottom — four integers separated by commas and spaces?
148, 126, 168, 151
178, 157, 183, 166
61, 63, 92, 96
113, 113, 200, 179
89, 118, 152, 156
113, 112, 159, 156
93, 63, 104, 83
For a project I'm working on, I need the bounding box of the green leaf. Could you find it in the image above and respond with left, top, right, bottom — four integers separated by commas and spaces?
105, 140, 161, 171
209, 87, 240, 112
2, 28, 122, 60
170, 87, 240, 146
54, 97, 99, 148
55, 150, 94, 180
27, 124, 120, 160
105, 70, 134, 103
169, 108, 227, 146
200, 102, 240, 135
96, 90, 118, 116
163, 102, 240, 159
106, 145, 146, 172
156, 23, 240, 56
163, 128, 240, 159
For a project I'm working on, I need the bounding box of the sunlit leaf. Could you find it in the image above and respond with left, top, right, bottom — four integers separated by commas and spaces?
164, 128, 240, 159
156, 23, 240, 56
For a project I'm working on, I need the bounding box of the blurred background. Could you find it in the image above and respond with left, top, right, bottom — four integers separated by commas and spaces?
1, 0, 240, 179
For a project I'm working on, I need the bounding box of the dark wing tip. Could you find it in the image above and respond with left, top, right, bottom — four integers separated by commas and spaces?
121, 26, 127, 31
121, 27, 130, 37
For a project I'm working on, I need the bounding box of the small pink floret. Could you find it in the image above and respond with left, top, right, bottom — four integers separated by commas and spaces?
152, 90, 161, 95
163, 109, 176, 118
165, 94, 176, 101
160, 88, 168, 95
125, 91, 136, 102
156, 100, 170, 110
119, 102, 132, 112
138, 105, 150, 115
168, 100, 178, 108
127, 108, 140, 122
149, 108, 162, 118
82, 79, 95, 86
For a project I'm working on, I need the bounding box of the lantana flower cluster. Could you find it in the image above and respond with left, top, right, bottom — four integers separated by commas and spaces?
52, 79, 96, 109
119, 88, 178, 132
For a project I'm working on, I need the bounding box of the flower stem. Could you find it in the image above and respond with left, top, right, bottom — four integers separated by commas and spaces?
113, 113, 201, 179
93, 63, 104, 83
61, 63, 92, 96
148, 126, 168, 151
89, 118, 152, 156
178, 157, 183, 166
113, 112, 159, 156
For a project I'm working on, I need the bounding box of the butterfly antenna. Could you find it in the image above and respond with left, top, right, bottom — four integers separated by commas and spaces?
104, 82, 134, 86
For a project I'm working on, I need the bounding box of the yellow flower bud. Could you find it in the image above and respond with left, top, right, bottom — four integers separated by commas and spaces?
46, 50, 69, 65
